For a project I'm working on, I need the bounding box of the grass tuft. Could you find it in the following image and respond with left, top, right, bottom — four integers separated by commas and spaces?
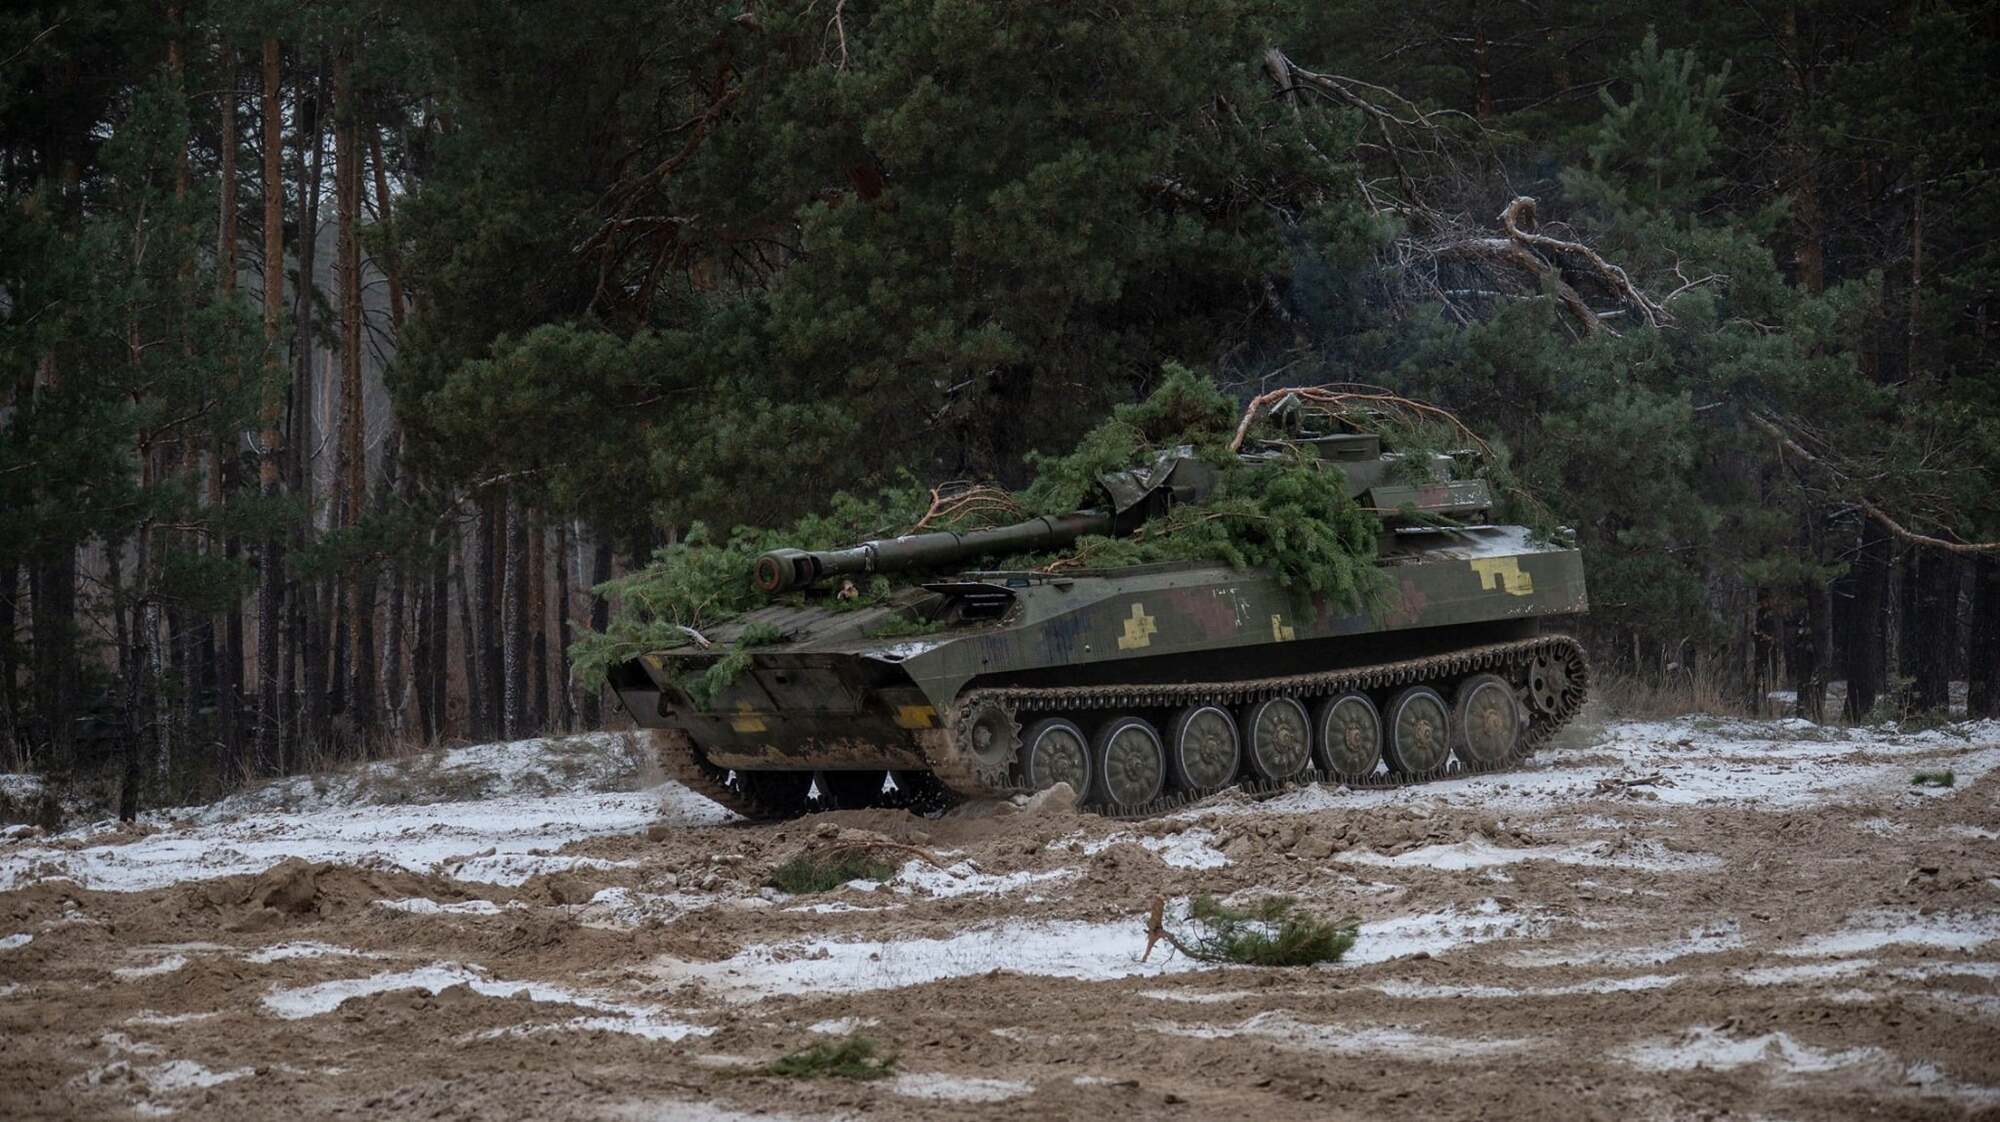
764, 1035, 896, 1081
1910, 769, 1956, 788
1163, 895, 1359, 966
766, 852, 896, 894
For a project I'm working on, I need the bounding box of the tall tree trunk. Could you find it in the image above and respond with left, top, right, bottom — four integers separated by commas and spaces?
582, 534, 613, 728
0, 564, 18, 760
294, 82, 329, 759
1912, 549, 1956, 713
529, 514, 548, 734
367, 129, 406, 329
333, 47, 372, 741
1969, 556, 1998, 719
474, 500, 499, 741
255, 36, 285, 773
503, 500, 528, 739
455, 546, 484, 741
214, 46, 244, 776
379, 434, 405, 739
429, 538, 450, 740
555, 522, 576, 732
1842, 522, 1889, 722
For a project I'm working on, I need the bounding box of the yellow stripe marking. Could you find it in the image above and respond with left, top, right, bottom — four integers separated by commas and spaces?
729, 701, 768, 733
894, 704, 937, 730
1117, 603, 1159, 650
1470, 557, 1534, 596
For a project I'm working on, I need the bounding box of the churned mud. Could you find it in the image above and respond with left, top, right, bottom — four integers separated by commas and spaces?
3, 717, 1999, 1120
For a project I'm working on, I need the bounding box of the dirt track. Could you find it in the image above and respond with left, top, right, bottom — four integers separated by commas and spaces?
3, 714, 1999, 1120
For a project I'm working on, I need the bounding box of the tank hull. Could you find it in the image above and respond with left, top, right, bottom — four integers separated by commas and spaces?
611, 525, 1586, 775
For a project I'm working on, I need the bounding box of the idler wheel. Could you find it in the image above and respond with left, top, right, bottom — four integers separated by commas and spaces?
1452, 673, 1522, 767
1021, 718, 1093, 795
1384, 686, 1452, 775
814, 769, 889, 809
1092, 716, 1167, 807
1241, 696, 1312, 781
1167, 704, 1241, 791
1313, 691, 1382, 780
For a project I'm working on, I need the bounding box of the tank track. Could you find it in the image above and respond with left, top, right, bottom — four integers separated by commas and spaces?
922, 634, 1589, 818
643, 728, 816, 820
648, 636, 1588, 822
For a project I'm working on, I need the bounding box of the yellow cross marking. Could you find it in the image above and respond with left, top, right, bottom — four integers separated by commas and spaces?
729, 701, 768, 733
893, 704, 937, 729
1470, 557, 1534, 596
1117, 602, 1159, 650
1270, 614, 1296, 641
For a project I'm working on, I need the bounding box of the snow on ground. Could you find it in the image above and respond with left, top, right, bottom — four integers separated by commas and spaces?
263, 961, 711, 1041
1230, 716, 2000, 819
1154, 1011, 1538, 1059
1336, 833, 1721, 873
0, 734, 735, 893
1776, 909, 2000, 957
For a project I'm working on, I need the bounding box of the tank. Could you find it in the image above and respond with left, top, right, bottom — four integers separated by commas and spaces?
608, 418, 1590, 818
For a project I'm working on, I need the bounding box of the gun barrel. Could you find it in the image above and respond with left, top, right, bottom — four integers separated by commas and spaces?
753, 510, 1111, 593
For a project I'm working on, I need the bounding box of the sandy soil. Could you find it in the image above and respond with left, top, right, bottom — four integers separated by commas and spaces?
3, 715, 1998, 1121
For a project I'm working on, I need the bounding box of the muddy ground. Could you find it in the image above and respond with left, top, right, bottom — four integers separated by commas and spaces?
2, 714, 1998, 1120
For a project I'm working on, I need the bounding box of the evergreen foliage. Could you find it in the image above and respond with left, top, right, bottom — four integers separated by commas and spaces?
766, 852, 897, 895
762, 1035, 897, 1081
1171, 895, 1360, 967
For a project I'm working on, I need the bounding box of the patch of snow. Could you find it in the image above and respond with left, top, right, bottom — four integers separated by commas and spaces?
1511, 920, 1743, 968
1736, 959, 1877, 986
141, 1059, 254, 1091
1349, 900, 1540, 964
1155, 1011, 1534, 1059
0, 784, 707, 894
113, 955, 189, 979
1371, 973, 1680, 999
1337, 833, 1719, 873
243, 941, 381, 964
1065, 828, 1232, 869
807, 1017, 879, 1035
1946, 825, 1999, 841
262, 961, 712, 1041
878, 859, 1081, 898
444, 852, 638, 887
1616, 1026, 1886, 1074
1139, 989, 1261, 1004
890, 1073, 1033, 1103
0, 932, 31, 951
651, 918, 1200, 1001
1777, 909, 2000, 957
126, 1011, 218, 1026
782, 900, 904, 915
374, 897, 510, 916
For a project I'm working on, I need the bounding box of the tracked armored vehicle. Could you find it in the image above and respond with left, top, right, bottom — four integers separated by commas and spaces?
608, 420, 1589, 818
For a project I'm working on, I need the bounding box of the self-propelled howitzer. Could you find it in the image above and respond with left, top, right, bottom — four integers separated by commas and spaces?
607, 430, 1590, 818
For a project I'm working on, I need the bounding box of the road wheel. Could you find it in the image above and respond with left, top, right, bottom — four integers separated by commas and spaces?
813, 769, 887, 809
1241, 696, 1312, 781
1167, 705, 1241, 791
1313, 692, 1382, 780
1452, 673, 1522, 767
1092, 716, 1167, 807
1384, 686, 1451, 775
1021, 718, 1093, 795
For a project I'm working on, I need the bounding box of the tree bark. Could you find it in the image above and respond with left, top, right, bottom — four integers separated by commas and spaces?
582, 534, 614, 728
529, 514, 549, 734
333, 47, 372, 741
1842, 521, 1889, 722
474, 499, 499, 741
255, 36, 285, 772
503, 500, 528, 739
555, 521, 576, 732
368, 128, 406, 329
1912, 549, 1956, 713
293, 73, 329, 760
429, 539, 450, 739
